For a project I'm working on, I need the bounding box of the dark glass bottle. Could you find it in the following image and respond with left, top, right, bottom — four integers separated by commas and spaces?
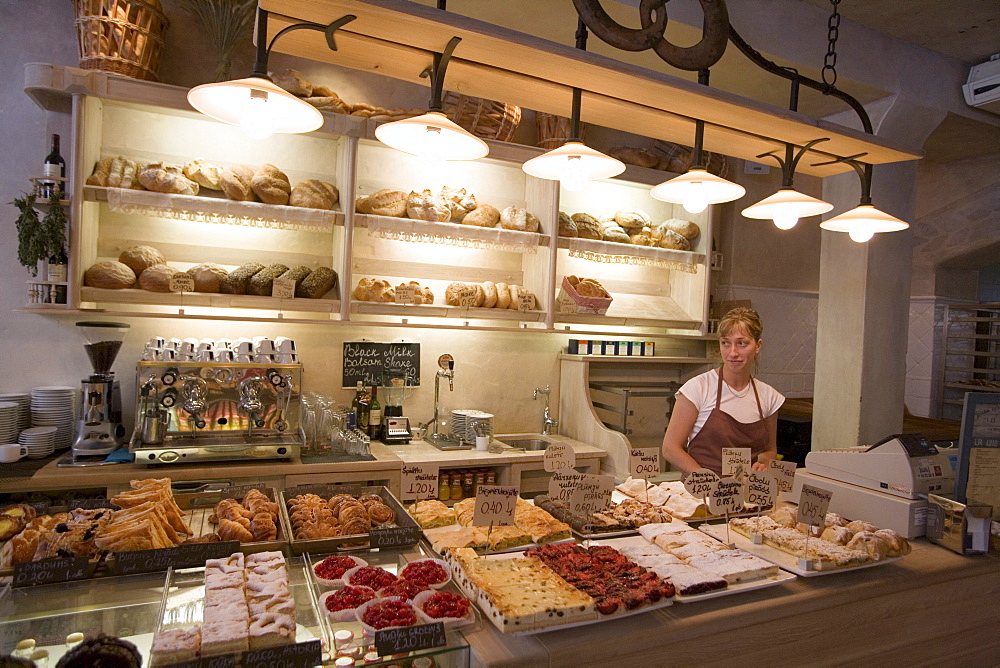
42, 134, 65, 199
367, 386, 381, 440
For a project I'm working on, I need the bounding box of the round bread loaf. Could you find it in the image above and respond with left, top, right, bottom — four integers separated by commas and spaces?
463, 203, 500, 227
372, 279, 395, 302
220, 165, 256, 201
183, 159, 222, 190
185, 262, 228, 292
356, 189, 407, 217
354, 277, 377, 301
600, 221, 631, 244
138, 163, 199, 195
661, 218, 701, 241
444, 282, 470, 306
629, 227, 656, 246
614, 208, 652, 230
558, 212, 578, 237
305, 96, 350, 114
656, 227, 691, 251
473, 283, 486, 307
609, 146, 659, 169
84, 261, 135, 289
420, 286, 434, 304
440, 186, 477, 221
507, 284, 521, 309
500, 206, 540, 232
139, 264, 180, 292
118, 245, 165, 277
482, 281, 498, 308
251, 164, 291, 205
494, 282, 511, 309
289, 179, 339, 209
571, 213, 602, 239
406, 190, 452, 222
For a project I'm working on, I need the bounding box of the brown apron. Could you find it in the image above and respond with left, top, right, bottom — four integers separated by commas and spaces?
686, 368, 768, 475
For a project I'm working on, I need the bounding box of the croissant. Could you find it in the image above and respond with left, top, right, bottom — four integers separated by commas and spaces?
216, 518, 254, 543
250, 514, 278, 542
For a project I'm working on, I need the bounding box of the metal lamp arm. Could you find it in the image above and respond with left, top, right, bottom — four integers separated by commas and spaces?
419, 36, 462, 112
251, 8, 357, 79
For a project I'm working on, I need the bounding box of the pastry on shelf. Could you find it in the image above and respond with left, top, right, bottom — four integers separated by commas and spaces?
558, 211, 578, 237
499, 206, 539, 232
440, 186, 477, 221
185, 262, 229, 293
660, 218, 700, 241
570, 213, 602, 239
354, 277, 396, 303
219, 165, 256, 202
613, 208, 652, 230
599, 220, 630, 244
138, 264, 182, 292
406, 189, 452, 222
462, 202, 500, 227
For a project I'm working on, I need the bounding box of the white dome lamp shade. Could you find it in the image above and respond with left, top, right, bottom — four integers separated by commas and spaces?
650, 120, 745, 213
818, 162, 908, 242
186, 10, 357, 140
741, 139, 833, 229
374, 36, 489, 162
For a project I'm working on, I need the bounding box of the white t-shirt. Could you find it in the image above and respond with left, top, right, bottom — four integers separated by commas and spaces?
677, 369, 785, 442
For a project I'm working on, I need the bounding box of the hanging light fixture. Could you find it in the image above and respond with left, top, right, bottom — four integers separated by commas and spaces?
814, 161, 908, 242
741, 138, 833, 229
187, 9, 357, 140
374, 37, 488, 162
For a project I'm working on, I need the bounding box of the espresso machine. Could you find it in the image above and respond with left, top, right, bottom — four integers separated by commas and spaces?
381, 368, 414, 444
69, 321, 129, 462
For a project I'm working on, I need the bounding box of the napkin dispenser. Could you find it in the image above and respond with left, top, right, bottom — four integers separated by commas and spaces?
925, 494, 992, 555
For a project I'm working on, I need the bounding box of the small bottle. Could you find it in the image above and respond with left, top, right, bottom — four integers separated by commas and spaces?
450, 473, 463, 500
438, 473, 450, 501
475, 471, 486, 495
463, 472, 474, 498
367, 386, 381, 440
487, 470, 496, 485
42, 134, 65, 199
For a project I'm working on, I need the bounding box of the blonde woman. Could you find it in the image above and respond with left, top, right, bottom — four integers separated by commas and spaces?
662, 308, 784, 476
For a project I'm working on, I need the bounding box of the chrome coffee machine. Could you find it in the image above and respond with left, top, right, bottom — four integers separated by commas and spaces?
70, 321, 129, 461
131, 361, 304, 465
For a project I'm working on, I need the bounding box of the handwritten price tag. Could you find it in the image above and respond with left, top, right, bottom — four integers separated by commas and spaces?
722, 447, 751, 478
394, 284, 419, 304
745, 470, 777, 509
797, 484, 833, 527
769, 459, 798, 495
569, 474, 614, 516
400, 463, 440, 502
629, 446, 659, 479
271, 277, 296, 299
473, 485, 518, 527
517, 293, 535, 311
683, 468, 720, 499
543, 442, 576, 473
457, 288, 479, 307
169, 274, 195, 293
706, 478, 745, 515
548, 471, 585, 502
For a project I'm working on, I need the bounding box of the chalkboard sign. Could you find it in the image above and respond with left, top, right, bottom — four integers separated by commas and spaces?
375, 623, 446, 656
161, 653, 236, 668
68, 498, 119, 511
370, 526, 421, 548
109, 541, 240, 575
342, 341, 420, 388
242, 640, 321, 668
13, 556, 90, 587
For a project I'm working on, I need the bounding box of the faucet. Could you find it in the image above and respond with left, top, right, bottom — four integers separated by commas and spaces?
429, 354, 455, 441
238, 376, 267, 437
534, 386, 559, 436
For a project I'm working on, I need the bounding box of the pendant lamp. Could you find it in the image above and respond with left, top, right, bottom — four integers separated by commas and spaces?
818, 162, 908, 242
374, 37, 488, 162
187, 9, 357, 140
741, 139, 833, 229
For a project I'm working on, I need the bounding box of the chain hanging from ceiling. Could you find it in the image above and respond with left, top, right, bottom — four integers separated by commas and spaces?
822, 0, 842, 88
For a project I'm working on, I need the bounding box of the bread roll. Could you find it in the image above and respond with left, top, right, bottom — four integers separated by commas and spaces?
289, 180, 339, 209
406, 190, 451, 222
444, 282, 467, 306
661, 218, 700, 241
420, 286, 434, 304
558, 212, 578, 237
119, 245, 165, 277
500, 206, 539, 232
356, 189, 407, 217
571, 213, 602, 239
614, 208, 652, 230
482, 281, 498, 308
463, 203, 500, 228
86, 157, 113, 186
247, 263, 290, 296
139, 264, 180, 292
220, 262, 264, 294
495, 282, 511, 309
629, 226, 656, 246
250, 164, 291, 205
473, 283, 486, 307
183, 159, 222, 191
138, 163, 199, 195
296, 267, 338, 299
440, 187, 477, 221
576, 279, 607, 298
84, 261, 135, 289
270, 69, 312, 96
220, 165, 256, 201
354, 277, 377, 301
507, 284, 522, 309
185, 262, 228, 293
372, 280, 395, 302
311, 84, 337, 97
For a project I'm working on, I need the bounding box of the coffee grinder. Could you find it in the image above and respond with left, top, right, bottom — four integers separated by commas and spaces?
381, 368, 414, 444
71, 321, 129, 459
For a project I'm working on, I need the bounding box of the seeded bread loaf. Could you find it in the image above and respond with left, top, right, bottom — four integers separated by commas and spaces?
220, 262, 265, 294
296, 266, 338, 299
247, 263, 290, 296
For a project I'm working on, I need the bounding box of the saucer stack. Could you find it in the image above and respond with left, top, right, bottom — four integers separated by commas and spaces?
31, 386, 76, 451
19, 426, 57, 458
0, 393, 31, 432
0, 402, 18, 444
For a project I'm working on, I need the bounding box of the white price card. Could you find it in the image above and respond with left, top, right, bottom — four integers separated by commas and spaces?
683, 468, 720, 500
457, 288, 479, 308
797, 484, 833, 527
543, 441, 576, 473
745, 470, 777, 509
169, 274, 195, 293
569, 474, 615, 516
400, 463, 439, 502
271, 277, 296, 299
517, 293, 535, 311
473, 485, 518, 527
548, 471, 585, 503
722, 447, 751, 479
706, 477, 745, 515
394, 284, 418, 304
769, 459, 798, 495
629, 446, 660, 480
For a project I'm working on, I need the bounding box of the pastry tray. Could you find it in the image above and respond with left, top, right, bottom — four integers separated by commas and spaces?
279, 485, 419, 555
590, 535, 797, 602
611, 490, 766, 524
699, 523, 903, 577
421, 523, 575, 556
175, 486, 287, 555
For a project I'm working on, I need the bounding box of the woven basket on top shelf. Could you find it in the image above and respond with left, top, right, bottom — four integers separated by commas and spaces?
443, 92, 521, 142
73, 0, 170, 82
535, 112, 588, 150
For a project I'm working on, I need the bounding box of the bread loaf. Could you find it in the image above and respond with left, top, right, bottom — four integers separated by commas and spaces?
250, 164, 291, 205
571, 213, 602, 239
473, 283, 486, 307
495, 282, 511, 309
420, 286, 434, 304
276, 266, 312, 292
660, 218, 701, 241
139, 264, 180, 292
608, 146, 659, 169
311, 84, 337, 97
482, 281, 498, 308
305, 96, 350, 114
500, 206, 540, 232
296, 267, 338, 299
507, 284, 521, 309
220, 262, 264, 294
356, 189, 407, 217
600, 221, 631, 244
183, 159, 222, 191
119, 245, 165, 277
558, 212, 578, 237
220, 165, 256, 201
656, 227, 691, 251
185, 263, 228, 293
354, 277, 376, 301
406, 190, 451, 222
629, 226, 657, 246
270, 69, 312, 96
444, 282, 477, 306
462, 203, 500, 228
86, 157, 113, 186
614, 208, 652, 230
440, 187, 477, 221
84, 261, 135, 289
247, 263, 290, 296
87, 156, 140, 188
138, 163, 199, 195
289, 180, 339, 209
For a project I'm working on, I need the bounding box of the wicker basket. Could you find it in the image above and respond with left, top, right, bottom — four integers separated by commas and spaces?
443, 92, 521, 142
535, 112, 587, 150
652, 140, 731, 178
73, 0, 170, 82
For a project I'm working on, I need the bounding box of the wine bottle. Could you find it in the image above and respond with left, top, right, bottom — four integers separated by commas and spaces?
47, 246, 68, 283
368, 385, 381, 440
42, 134, 65, 199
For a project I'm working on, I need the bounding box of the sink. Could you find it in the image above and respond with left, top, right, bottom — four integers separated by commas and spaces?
498, 436, 552, 450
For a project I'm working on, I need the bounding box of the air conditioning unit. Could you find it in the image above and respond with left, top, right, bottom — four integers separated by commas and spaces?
963, 56, 1000, 116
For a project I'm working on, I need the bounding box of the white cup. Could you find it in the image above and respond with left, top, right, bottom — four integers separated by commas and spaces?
275, 337, 296, 353
0, 444, 27, 463
476, 436, 490, 451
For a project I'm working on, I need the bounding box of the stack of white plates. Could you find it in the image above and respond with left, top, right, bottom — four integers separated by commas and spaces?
0, 393, 30, 432
19, 426, 57, 458
450, 409, 494, 442
31, 386, 76, 451
0, 402, 18, 444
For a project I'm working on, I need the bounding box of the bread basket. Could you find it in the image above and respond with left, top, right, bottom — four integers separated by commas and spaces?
443, 92, 521, 142
535, 112, 590, 150
73, 0, 170, 82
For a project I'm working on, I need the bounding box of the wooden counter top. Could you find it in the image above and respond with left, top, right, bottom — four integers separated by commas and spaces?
464, 540, 1000, 667
388, 435, 606, 466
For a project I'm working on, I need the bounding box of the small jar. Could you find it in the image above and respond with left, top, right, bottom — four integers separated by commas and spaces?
450, 474, 463, 500
462, 472, 474, 498
438, 474, 450, 501
474, 471, 485, 494
333, 629, 355, 650
487, 470, 496, 485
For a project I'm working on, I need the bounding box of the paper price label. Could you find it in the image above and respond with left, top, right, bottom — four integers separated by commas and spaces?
629, 446, 660, 479
394, 284, 419, 304
769, 460, 798, 495
569, 474, 614, 516
457, 288, 479, 307
517, 293, 535, 311
683, 468, 720, 499
745, 470, 777, 508
797, 484, 833, 527
548, 471, 586, 502
706, 477, 745, 515
401, 463, 439, 501
169, 274, 195, 293
543, 442, 576, 473
271, 277, 296, 299
722, 447, 751, 479
473, 485, 518, 527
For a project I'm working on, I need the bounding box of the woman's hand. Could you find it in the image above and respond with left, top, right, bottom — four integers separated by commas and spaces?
662, 394, 702, 476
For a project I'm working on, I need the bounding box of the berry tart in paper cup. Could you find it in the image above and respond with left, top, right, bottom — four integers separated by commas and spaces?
356, 596, 421, 634
313, 554, 368, 588
343, 564, 398, 590
377, 579, 431, 601
413, 589, 475, 629
398, 558, 451, 589
320, 585, 377, 622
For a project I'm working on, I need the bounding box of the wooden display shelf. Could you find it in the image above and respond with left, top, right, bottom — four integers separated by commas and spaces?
351, 300, 547, 322
80, 287, 341, 314
558, 355, 713, 364
556, 236, 705, 267
354, 212, 551, 250
944, 382, 1000, 393
556, 291, 701, 330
